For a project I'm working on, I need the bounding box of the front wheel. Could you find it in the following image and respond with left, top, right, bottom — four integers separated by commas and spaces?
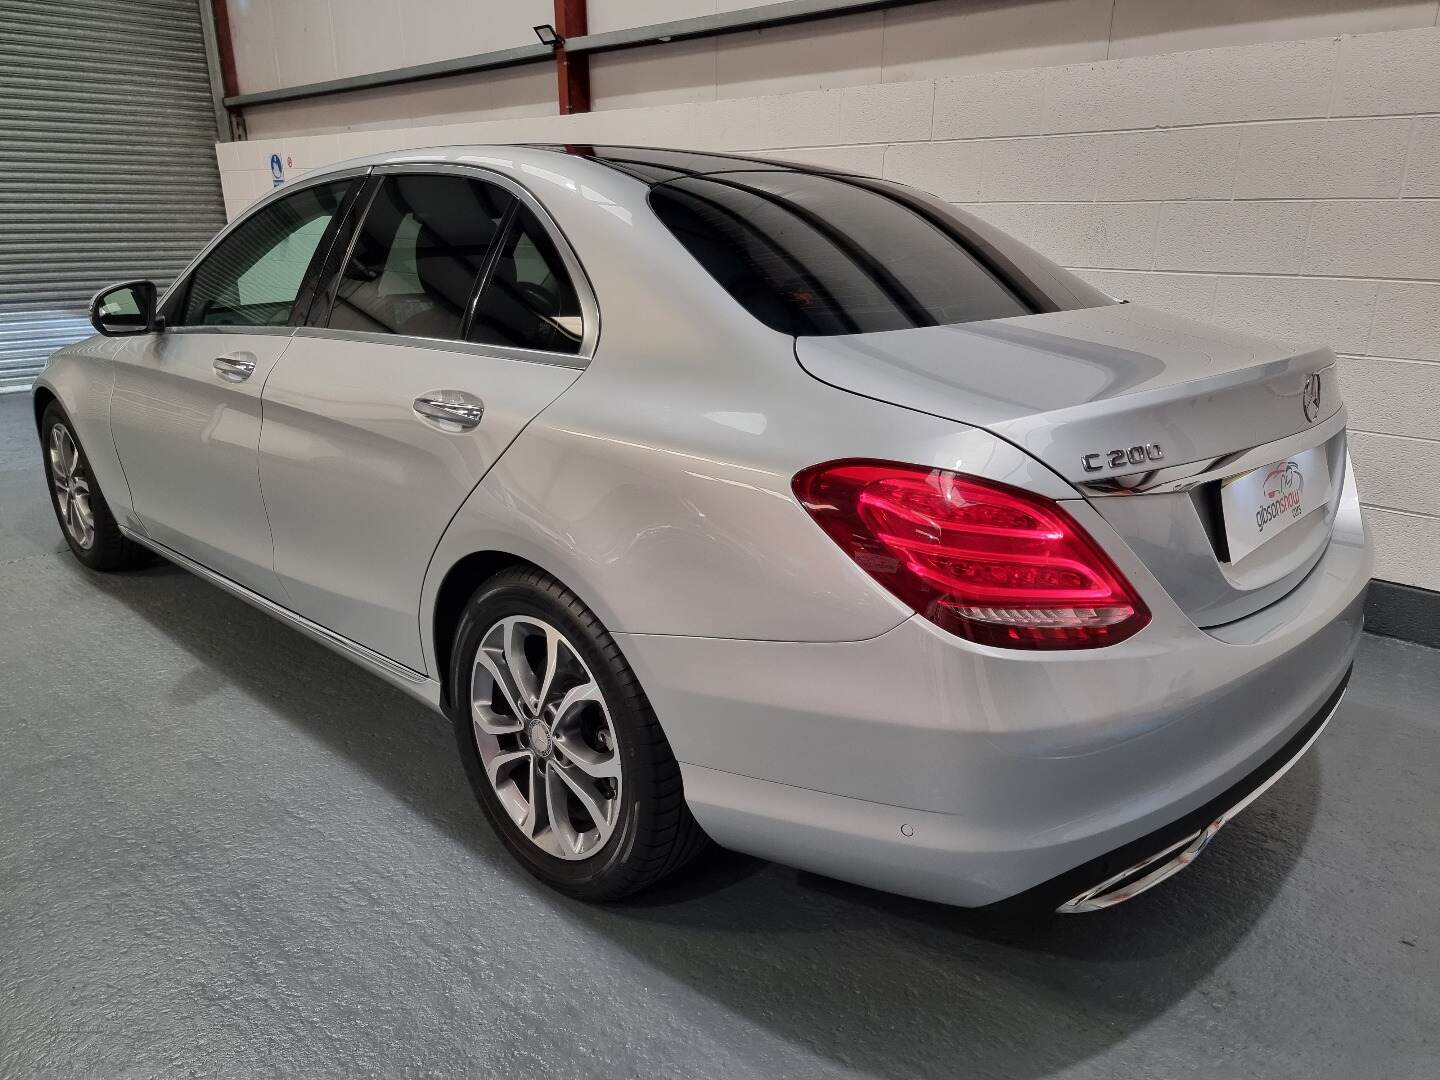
40, 403, 147, 571
450, 567, 707, 900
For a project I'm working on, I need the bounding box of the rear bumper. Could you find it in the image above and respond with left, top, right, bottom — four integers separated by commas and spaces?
1031, 668, 1346, 913
670, 637, 1355, 909
620, 476, 1370, 908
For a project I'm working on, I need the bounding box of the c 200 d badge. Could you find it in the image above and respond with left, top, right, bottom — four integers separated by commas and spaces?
1081, 443, 1164, 473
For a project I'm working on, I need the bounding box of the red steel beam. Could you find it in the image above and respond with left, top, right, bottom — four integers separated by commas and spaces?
553, 0, 590, 114
210, 0, 241, 99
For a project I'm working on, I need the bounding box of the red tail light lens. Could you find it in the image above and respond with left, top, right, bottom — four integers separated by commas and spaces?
793, 460, 1150, 650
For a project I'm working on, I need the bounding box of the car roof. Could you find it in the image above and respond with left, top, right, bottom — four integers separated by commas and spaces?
312, 143, 860, 188
519, 144, 840, 184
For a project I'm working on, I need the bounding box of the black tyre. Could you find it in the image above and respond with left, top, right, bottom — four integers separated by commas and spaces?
39, 403, 148, 571
449, 566, 708, 900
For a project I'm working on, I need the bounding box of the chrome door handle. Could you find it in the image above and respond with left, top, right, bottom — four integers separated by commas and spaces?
413, 392, 484, 431
213, 354, 256, 382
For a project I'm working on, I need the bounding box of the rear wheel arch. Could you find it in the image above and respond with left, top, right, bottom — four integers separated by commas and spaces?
433, 551, 527, 704
434, 548, 655, 720
432, 550, 634, 708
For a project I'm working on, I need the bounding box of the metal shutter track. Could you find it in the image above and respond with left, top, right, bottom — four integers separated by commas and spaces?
0, 0, 224, 389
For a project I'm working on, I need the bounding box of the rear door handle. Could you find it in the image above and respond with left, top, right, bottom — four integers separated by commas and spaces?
413, 391, 484, 431
213, 353, 257, 382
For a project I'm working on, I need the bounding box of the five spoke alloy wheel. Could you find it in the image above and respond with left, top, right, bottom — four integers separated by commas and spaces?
471, 615, 622, 861
48, 422, 95, 549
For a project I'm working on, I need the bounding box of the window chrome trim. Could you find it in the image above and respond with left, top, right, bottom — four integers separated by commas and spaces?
164, 324, 298, 339
1078, 406, 1348, 496
366, 160, 600, 363
158, 166, 375, 313
290, 325, 588, 370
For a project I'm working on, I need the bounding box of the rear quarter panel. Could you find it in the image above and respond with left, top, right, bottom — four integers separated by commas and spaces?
419, 342, 1075, 661
418, 151, 1073, 666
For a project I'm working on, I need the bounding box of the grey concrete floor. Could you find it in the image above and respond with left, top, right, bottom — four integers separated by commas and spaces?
1, 393, 1437, 1080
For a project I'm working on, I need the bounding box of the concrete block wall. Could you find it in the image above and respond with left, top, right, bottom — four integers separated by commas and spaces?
229, 0, 554, 92
236, 0, 1440, 137
215, 21, 1440, 593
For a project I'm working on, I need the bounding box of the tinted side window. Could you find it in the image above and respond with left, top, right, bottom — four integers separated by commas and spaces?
327, 174, 514, 341
180, 181, 351, 327
650, 172, 1036, 336
469, 206, 583, 355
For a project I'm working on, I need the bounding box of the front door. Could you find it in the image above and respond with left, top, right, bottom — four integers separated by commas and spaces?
258, 168, 591, 671
109, 177, 359, 598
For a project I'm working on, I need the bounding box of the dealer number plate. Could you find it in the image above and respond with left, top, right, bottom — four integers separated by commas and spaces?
1220, 446, 1331, 563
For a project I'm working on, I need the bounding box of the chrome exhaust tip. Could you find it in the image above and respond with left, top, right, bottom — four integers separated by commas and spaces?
1056, 685, 1344, 914
1056, 825, 1217, 913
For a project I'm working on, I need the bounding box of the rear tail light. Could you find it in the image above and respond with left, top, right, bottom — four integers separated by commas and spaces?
792, 460, 1150, 650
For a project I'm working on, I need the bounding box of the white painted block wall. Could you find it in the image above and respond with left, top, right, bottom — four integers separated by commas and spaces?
233, 0, 1440, 137
214, 22, 1440, 593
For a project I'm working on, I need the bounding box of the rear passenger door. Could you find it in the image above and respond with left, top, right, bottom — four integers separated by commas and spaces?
257, 165, 593, 671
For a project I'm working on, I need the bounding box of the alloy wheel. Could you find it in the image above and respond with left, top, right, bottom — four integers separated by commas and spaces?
470, 615, 622, 860
48, 424, 95, 549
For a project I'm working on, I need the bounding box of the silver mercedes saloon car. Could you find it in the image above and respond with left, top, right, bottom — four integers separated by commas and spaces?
34, 145, 1369, 913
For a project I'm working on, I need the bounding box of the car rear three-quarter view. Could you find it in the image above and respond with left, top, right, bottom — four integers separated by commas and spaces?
34, 145, 1370, 914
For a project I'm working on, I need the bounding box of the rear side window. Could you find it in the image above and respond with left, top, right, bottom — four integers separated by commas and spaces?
180, 180, 351, 327
651, 171, 1052, 336
327, 174, 514, 341
468, 206, 583, 355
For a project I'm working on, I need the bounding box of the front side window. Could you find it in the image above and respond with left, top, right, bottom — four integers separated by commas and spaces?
327, 174, 514, 341
650, 171, 1107, 337
469, 206, 583, 355
179, 180, 352, 327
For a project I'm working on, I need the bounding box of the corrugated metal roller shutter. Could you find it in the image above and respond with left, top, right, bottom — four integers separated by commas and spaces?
0, 0, 225, 390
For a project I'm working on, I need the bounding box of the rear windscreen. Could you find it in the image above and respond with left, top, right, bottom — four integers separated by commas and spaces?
650, 170, 1110, 337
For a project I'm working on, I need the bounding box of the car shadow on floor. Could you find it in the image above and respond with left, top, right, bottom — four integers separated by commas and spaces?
83, 555, 1320, 1080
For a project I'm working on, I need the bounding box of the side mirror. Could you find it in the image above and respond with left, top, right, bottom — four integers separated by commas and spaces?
90, 280, 163, 337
